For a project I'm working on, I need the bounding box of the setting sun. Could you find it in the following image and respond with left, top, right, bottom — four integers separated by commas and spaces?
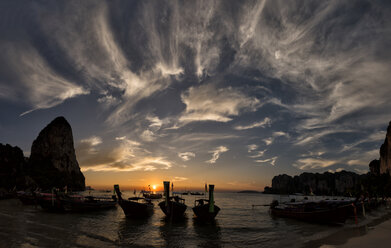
152, 185, 156, 190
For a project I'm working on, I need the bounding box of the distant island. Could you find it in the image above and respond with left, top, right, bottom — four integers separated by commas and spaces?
264, 121, 391, 197
237, 190, 262, 194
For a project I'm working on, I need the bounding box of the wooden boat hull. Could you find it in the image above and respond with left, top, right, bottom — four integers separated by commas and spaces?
143, 193, 162, 199
37, 197, 64, 212
18, 194, 37, 205
119, 200, 154, 218
271, 204, 352, 225
192, 204, 220, 221
60, 198, 117, 212
159, 201, 187, 218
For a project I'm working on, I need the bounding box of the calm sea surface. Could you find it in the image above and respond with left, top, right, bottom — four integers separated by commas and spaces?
1, 192, 390, 248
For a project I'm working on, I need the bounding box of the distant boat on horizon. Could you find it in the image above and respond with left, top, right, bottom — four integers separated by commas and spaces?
190, 192, 205, 195
269, 200, 353, 225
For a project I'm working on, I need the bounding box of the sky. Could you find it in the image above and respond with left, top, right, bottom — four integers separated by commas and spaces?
0, 0, 391, 191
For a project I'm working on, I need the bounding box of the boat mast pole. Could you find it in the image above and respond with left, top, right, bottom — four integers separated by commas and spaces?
164, 181, 170, 213
114, 185, 122, 201
209, 184, 215, 213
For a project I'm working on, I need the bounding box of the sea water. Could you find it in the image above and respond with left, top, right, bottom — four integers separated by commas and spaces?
1, 192, 390, 248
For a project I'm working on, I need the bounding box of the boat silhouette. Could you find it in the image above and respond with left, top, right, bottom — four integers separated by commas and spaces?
115, 184, 154, 218
158, 181, 187, 219
192, 184, 220, 221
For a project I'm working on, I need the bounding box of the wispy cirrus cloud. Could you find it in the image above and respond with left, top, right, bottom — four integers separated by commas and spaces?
179, 83, 261, 124
262, 131, 289, 146
255, 156, 277, 166
178, 152, 195, 161
294, 158, 336, 170
247, 144, 267, 160
206, 146, 229, 164
247, 144, 258, 153
1, 1, 391, 184
77, 137, 173, 172
249, 150, 266, 159
234, 117, 271, 130
172, 176, 188, 182
0, 43, 89, 116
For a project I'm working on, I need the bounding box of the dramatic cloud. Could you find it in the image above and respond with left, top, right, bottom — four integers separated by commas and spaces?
1, 1, 391, 186
0, 44, 89, 116
206, 146, 229, 164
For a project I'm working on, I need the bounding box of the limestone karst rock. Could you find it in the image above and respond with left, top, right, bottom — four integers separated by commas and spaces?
0, 144, 28, 190
380, 121, 391, 175
29, 117, 85, 190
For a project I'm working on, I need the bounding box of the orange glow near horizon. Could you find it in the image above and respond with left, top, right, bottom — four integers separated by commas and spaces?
83, 170, 268, 192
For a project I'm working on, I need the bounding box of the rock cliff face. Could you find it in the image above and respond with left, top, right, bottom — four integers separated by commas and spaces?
267, 171, 362, 195
0, 144, 28, 190
380, 121, 391, 175
29, 117, 85, 190
369, 159, 380, 176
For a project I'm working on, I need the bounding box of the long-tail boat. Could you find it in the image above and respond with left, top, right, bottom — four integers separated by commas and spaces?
114, 184, 154, 218
142, 191, 163, 199
17, 191, 38, 205
59, 194, 117, 212
158, 181, 187, 219
192, 184, 220, 221
270, 200, 353, 225
37, 192, 67, 212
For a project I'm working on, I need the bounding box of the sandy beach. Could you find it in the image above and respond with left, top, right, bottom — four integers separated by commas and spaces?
334, 219, 391, 248
316, 218, 391, 248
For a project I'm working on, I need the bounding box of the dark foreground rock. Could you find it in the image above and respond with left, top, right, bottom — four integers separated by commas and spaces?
380, 121, 391, 175
0, 144, 28, 190
29, 117, 85, 191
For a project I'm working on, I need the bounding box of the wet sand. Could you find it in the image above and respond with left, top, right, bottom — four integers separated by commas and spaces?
333, 219, 391, 248
304, 206, 391, 248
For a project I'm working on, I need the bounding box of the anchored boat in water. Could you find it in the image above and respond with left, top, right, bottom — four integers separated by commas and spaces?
192, 184, 220, 221
37, 190, 117, 212
158, 181, 187, 219
270, 200, 353, 225
114, 184, 154, 218
59, 194, 117, 212
17, 191, 38, 205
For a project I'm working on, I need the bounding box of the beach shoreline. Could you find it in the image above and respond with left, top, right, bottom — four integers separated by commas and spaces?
304, 207, 391, 248
333, 218, 391, 248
